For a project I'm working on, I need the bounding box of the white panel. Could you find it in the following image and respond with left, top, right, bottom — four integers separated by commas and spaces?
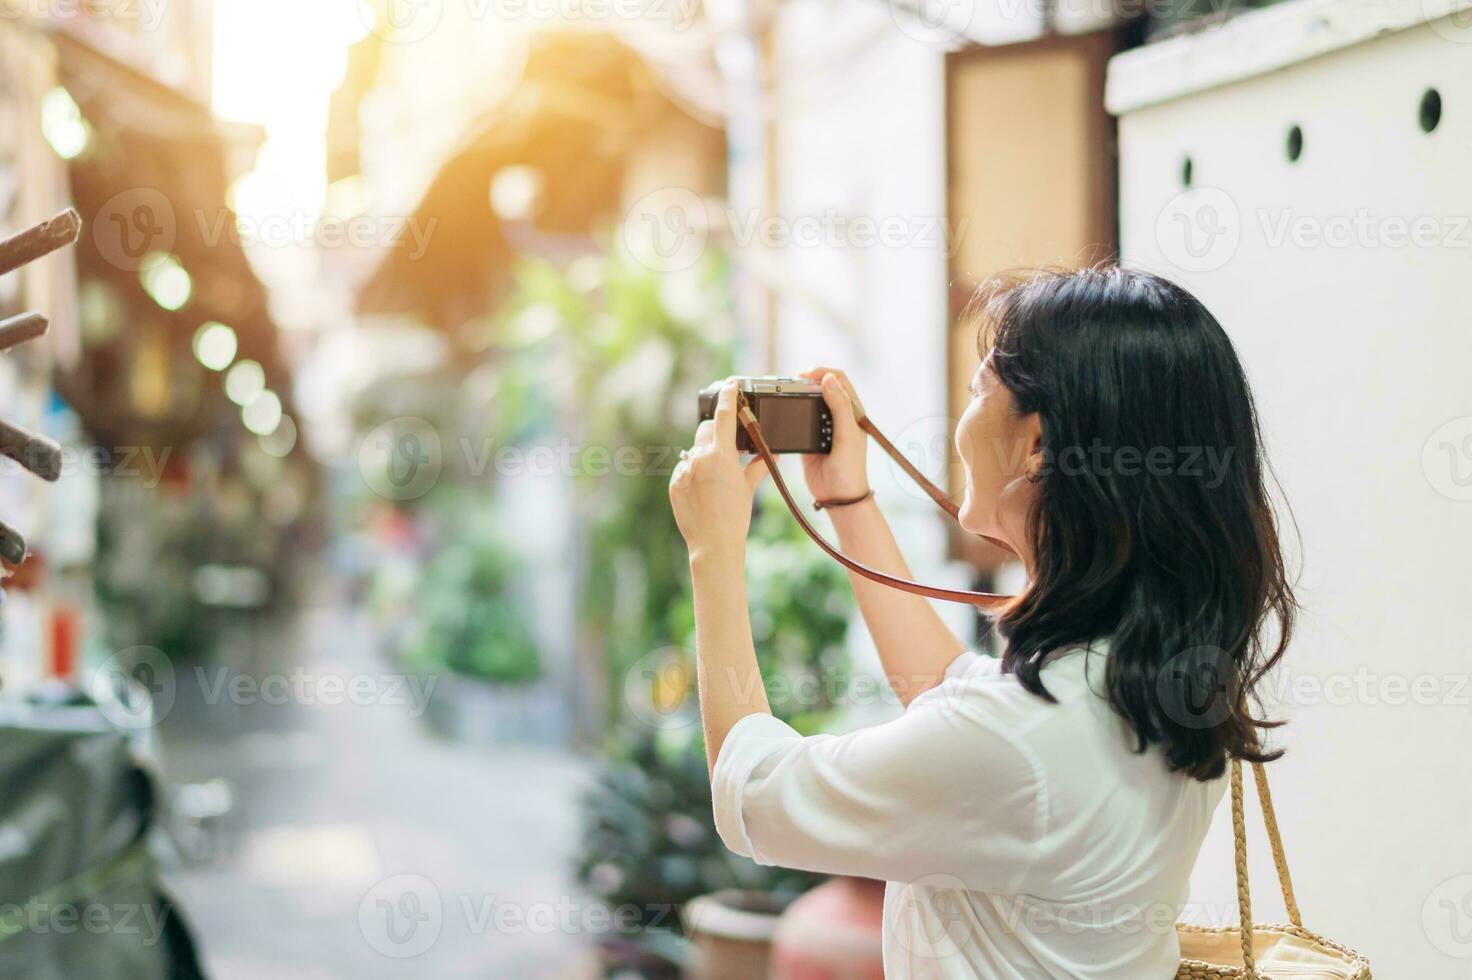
1117, 14, 1472, 974
1108, 0, 1472, 114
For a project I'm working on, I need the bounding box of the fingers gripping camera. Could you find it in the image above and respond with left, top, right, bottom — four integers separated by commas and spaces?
697, 377, 833, 454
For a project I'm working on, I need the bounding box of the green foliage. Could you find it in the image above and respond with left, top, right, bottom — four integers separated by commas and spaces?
478, 249, 737, 715
574, 507, 856, 959
479, 245, 865, 970
481, 247, 858, 722
575, 725, 824, 943
400, 503, 541, 685
382, 246, 865, 972
745, 502, 855, 728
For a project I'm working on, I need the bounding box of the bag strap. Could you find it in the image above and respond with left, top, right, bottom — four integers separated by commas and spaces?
1252, 760, 1303, 929
1230, 761, 1258, 976
736, 393, 1014, 610
1230, 759, 1305, 978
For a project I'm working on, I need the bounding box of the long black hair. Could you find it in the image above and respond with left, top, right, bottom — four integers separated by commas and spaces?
972, 266, 1294, 781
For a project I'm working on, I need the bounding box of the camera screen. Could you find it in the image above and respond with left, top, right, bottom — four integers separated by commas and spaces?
758, 398, 816, 450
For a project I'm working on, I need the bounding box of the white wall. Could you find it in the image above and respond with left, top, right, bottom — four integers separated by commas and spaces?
772, 3, 979, 678
1113, 6, 1472, 973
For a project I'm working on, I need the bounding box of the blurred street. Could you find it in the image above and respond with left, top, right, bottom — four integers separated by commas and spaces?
156, 579, 593, 979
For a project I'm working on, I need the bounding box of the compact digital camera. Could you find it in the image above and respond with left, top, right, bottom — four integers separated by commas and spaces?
698, 376, 833, 454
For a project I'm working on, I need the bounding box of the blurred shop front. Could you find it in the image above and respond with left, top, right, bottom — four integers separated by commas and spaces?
0, 3, 314, 697
0, 6, 309, 978
0, 16, 87, 697
54, 29, 315, 668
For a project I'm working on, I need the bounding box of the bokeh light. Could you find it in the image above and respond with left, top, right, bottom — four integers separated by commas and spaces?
489, 166, 544, 221
41, 87, 88, 160
243, 390, 284, 436
193, 322, 239, 372
225, 360, 266, 406
259, 415, 298, 458
140, 253, 193, 311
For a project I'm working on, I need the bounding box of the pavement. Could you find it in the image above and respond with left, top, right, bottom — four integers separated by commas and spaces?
155, 586, 596, 979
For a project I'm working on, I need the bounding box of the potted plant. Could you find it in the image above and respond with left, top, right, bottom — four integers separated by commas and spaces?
398, 518, 551, 743
575, 504, 856, 976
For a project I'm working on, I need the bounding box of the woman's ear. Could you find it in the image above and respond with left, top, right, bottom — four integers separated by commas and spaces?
1020, 412, 1046, 483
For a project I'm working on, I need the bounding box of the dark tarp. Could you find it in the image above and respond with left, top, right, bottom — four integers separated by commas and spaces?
0, 702, 205, 979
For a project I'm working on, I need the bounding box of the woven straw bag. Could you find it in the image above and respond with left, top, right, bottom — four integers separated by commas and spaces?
1176, 760, 1371, 979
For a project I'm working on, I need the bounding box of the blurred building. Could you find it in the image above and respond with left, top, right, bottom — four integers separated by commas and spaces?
0, 0, 309, 688
722, 1, 1121, 668
0, 12, 79, 689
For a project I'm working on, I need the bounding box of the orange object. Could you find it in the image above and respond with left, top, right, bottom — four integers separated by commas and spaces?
770, 877, 886, 980
47, 602, 79, 682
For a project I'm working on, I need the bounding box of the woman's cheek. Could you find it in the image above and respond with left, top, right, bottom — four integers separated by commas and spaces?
955, 407, 981, 470
955, 420, 985, 533
957, 495, 974, 535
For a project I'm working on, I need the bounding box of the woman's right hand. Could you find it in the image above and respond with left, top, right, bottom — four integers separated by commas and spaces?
797, 367, 870, 503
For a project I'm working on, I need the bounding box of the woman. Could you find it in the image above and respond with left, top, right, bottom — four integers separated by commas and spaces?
667, 266, 1294, 979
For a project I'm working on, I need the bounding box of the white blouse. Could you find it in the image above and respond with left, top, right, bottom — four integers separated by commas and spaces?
712, 642, 1226, 979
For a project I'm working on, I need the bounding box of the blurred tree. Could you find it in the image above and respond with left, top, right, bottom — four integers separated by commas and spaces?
400, 505, 541, 685
477, 246, 738, 730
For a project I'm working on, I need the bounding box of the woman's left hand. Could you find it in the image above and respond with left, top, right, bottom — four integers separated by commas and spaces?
669, 380, 769, 561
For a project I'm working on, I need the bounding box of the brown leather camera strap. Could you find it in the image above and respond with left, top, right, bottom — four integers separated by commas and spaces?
737, 395, 1015, 611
